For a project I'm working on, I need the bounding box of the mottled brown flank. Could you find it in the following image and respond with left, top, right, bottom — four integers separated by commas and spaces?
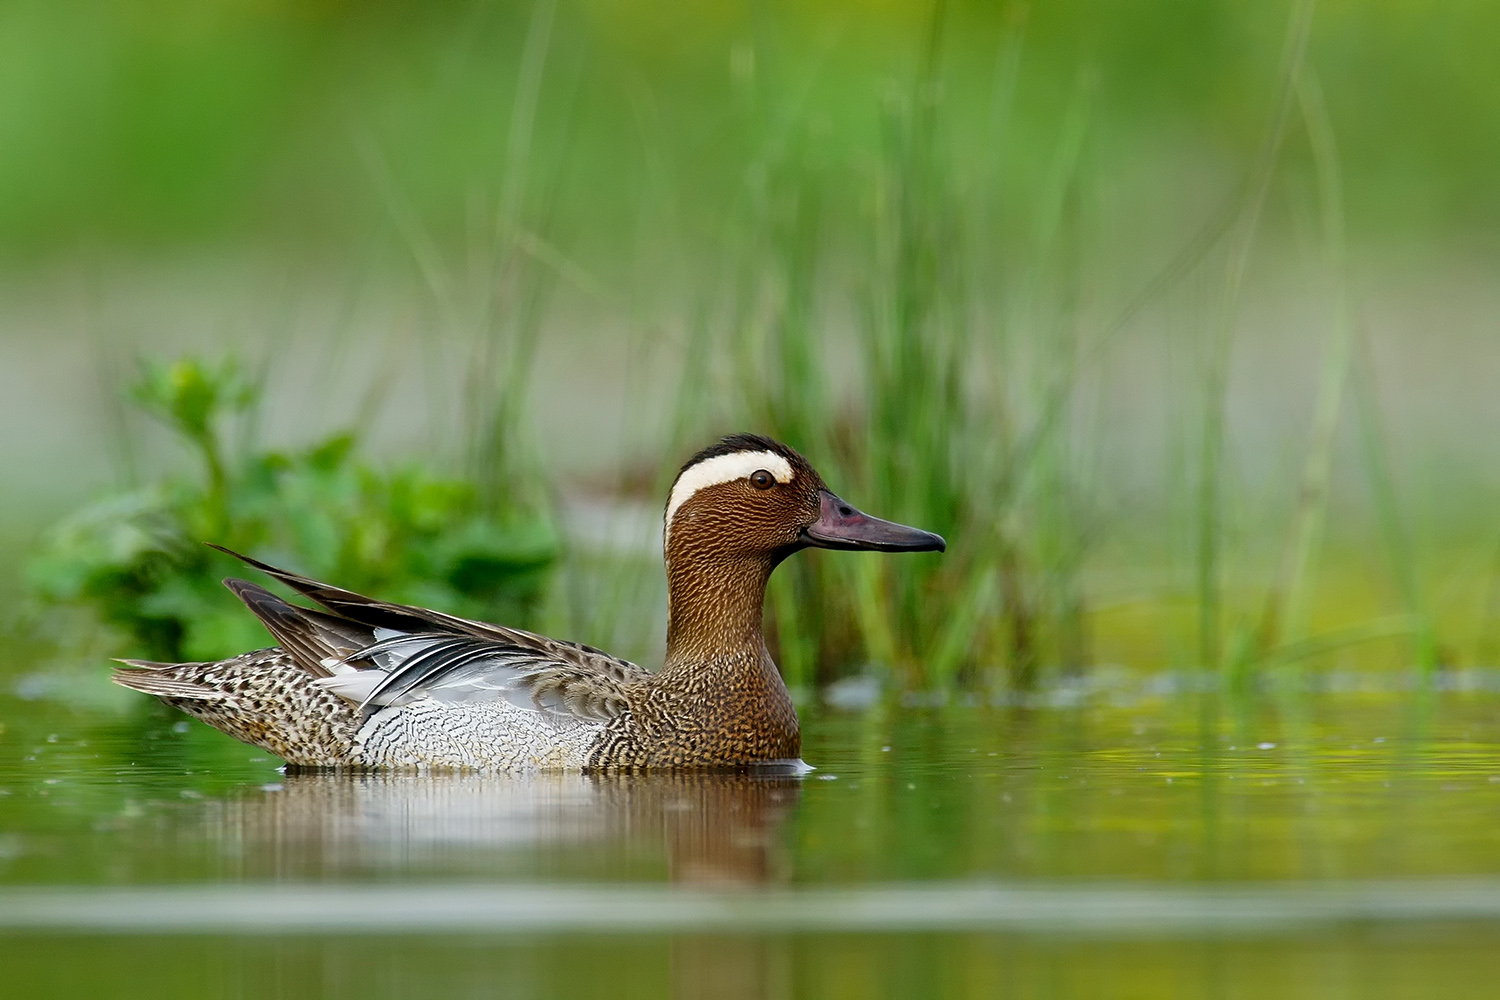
590, 649, 800, 768
112, 649, 360, 767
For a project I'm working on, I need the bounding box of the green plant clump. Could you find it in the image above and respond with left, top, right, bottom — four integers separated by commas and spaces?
28, 358, 558, 663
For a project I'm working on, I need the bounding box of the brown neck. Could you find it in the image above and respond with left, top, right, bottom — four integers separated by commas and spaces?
661, 545, 775, 670
655, 533, 800, 761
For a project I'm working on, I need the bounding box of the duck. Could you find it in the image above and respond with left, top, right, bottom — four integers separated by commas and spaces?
111, 433, 946, 771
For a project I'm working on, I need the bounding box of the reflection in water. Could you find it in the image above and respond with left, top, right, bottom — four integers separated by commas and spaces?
215, 770, 802, 886
214, 770, 803, 997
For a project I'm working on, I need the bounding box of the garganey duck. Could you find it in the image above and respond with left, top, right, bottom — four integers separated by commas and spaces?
112, 434, 945, 770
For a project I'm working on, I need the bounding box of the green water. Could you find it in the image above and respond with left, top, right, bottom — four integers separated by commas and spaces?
4, 677, 1500, 998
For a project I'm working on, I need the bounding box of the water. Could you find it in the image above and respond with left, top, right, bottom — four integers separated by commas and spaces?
4, 677, 1500, 997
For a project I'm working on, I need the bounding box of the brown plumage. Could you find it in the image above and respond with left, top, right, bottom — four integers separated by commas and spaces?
110, 433, 945, 771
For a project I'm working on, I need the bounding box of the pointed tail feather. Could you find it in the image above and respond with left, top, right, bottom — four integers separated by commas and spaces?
111, 662, 229, 701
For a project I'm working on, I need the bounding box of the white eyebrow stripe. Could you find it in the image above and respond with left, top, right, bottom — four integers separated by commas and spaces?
665, 450, 795, 537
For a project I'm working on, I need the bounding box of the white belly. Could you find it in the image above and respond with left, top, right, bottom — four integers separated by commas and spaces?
353, 699, 604, 771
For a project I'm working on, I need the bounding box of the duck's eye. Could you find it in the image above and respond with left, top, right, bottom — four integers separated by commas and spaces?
750, 469, 775, 490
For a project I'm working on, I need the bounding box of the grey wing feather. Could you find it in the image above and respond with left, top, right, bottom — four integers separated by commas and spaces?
350, 631, 645, 721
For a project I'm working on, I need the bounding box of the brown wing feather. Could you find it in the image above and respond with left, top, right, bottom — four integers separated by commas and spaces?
210, 544, 543, 642
222, 579, 374, 678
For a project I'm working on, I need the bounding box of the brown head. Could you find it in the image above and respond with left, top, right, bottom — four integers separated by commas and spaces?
661, 433, 945, 666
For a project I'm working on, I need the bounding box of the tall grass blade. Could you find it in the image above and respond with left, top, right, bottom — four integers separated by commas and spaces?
1196, 0, 1315, 671
1254, 71, 1355, 665
1352, 327, 1440, 674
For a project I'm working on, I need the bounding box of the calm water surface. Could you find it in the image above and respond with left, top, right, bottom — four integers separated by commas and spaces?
3, 676, 1500, 998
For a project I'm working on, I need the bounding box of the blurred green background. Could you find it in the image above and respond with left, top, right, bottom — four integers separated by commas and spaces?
3, 0, 1499, 692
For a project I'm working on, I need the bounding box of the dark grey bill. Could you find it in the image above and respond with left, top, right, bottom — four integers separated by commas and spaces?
801, 491, 946, 553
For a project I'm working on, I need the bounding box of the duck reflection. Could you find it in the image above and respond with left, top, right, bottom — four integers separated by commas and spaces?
213, 769, 803, 885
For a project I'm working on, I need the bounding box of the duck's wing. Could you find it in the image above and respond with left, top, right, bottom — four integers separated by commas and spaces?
328, 628, 645, 721
213, 548, 649, 722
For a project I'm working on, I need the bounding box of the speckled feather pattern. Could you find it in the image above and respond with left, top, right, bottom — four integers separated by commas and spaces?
591, 649, 799, 768
112, 649, 361, 767
117, 648, 609, 772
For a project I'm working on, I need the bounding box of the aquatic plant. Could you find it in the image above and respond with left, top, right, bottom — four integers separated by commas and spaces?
28, 358, 558, 663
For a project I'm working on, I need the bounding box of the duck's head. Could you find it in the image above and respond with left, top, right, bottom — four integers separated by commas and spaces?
664, 433, 946, 570
660, 433, 945, 689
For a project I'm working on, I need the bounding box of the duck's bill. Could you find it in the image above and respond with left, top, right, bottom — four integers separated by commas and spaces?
801, 491, 947, 553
